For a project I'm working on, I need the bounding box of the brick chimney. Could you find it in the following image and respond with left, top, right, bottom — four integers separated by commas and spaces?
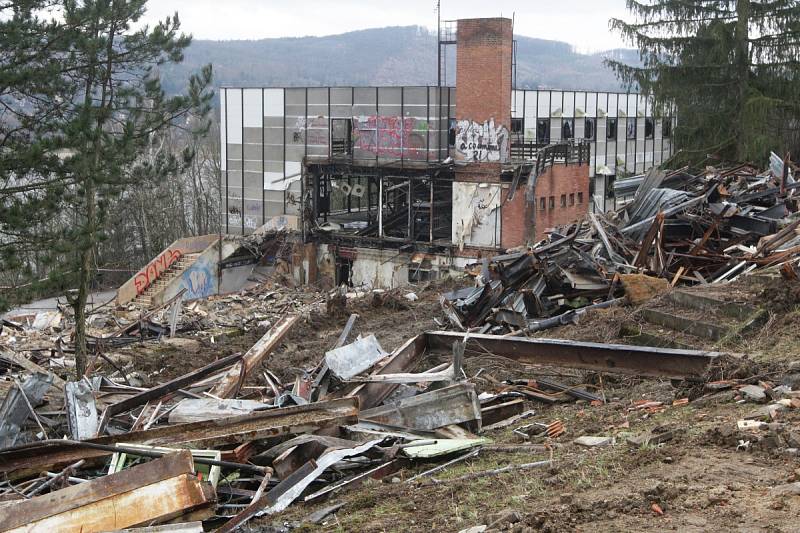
453, 18, 513, 173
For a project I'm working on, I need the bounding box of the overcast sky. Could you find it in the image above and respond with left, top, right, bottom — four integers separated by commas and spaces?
140, 0, 632, 52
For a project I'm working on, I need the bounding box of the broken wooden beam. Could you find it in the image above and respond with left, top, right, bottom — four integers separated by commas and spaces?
424, 331, 721, 380
0, 451, 215, 533
97, 352, 243, 434
209, 315, 299, 398
0, 397, 359, 478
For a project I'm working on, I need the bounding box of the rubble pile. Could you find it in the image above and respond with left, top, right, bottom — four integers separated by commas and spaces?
0, 157, 798, 531
443, 156, 800, 333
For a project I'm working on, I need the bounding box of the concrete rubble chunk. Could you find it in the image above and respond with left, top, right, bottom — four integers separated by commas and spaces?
739, 384, 767, 402
574, 436, 614, 447
458, 527, 487, 533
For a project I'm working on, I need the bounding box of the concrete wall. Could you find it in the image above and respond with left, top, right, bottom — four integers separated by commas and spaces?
156, 237, 240, 305
452, 182, 502, 249
117, 234, 220, 305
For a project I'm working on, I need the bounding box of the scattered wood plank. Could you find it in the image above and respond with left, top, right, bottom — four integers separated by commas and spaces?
97, 352, 243, 434
0, 397, 359, 478
209, 315, 299, 398
0, 351, 65, 389
0, 451, 215, 533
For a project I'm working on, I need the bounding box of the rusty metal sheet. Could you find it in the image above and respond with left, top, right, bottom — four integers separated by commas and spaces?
425, 331, 721, 380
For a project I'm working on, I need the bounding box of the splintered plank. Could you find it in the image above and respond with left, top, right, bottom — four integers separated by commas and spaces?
209, 315, 299, 398
0, 451, 214, 533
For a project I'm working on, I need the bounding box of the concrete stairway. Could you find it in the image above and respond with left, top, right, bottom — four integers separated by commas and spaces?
620, 289, 767, 349
130, 253, 201, 308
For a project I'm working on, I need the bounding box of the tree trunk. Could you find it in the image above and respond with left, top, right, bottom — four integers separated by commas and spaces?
734, 0, 751, 160
73, 176, 95, 377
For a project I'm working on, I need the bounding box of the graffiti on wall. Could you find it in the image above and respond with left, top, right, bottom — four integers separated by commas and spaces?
182, 259, 215, 300
454, 118, 509, 163
353, 115, 429, 160
134, 249, 182, 295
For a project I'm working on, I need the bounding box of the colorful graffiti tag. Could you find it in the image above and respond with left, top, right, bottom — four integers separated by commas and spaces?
455, 118, 509, 163
182, 260, 215, 300
352, 115, 429, 160
134, 249, 182, 295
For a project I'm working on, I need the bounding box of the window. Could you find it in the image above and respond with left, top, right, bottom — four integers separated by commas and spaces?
562, 118, 574, 140
569, 193, 575, 206
539, 197, 546, 210
626, 118, 637, 140
560, 194, 567, 208
645, 118, 654, 139
584, 118, 596, 141
448, 118, 457, 147
511, 118, 523, 134
331, 118, 353, 155
606, 118, 618, 139
549, 196, 555, 209
536, 119, 550, 144
663, 118, 672, 138
577, 192, 584, 204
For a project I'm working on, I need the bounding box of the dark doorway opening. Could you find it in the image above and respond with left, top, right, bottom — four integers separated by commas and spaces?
335, 256, 353, 287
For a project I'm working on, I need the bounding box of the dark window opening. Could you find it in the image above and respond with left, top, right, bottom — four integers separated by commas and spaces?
569, 193, 575, 206
584, 118, 596, 141
626, 118, 637, 140
645, 118, 654, 139
331, 118, 353, 155
663, 118, 672, 138
577, 192, 584, 204
536, 119, 550, 144
560, 194, 567, 207
606, 117, 618, 139
409, 259, 436, 282
549, 196, 555, 209
539, 197, 546, 210
511, 117, 524, 146
562, 118, 574, 140
448, 118, 457, 147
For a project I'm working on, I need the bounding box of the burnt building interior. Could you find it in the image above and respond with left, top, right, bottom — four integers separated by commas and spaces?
306, 162, 455, 247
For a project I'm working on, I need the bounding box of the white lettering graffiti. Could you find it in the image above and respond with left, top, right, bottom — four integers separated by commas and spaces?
455, 118, 509, 163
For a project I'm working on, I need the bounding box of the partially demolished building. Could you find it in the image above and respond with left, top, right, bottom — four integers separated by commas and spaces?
220, 18, 675, 288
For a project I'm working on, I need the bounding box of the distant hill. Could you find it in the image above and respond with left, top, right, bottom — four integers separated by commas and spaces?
158, 26, 639, 97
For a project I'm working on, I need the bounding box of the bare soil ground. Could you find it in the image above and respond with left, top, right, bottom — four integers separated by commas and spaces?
121, 275, 800, 532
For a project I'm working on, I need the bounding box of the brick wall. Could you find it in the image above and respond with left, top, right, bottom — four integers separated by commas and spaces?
531, 163, 591, 241
455, 18, 513, 130
500, 186, 530, 249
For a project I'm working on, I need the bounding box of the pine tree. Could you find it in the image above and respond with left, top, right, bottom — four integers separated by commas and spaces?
0, 0, 213, 377
607, 0, 800, 165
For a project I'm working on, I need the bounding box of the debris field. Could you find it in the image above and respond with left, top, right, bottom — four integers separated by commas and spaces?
1, 158, 800, 532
